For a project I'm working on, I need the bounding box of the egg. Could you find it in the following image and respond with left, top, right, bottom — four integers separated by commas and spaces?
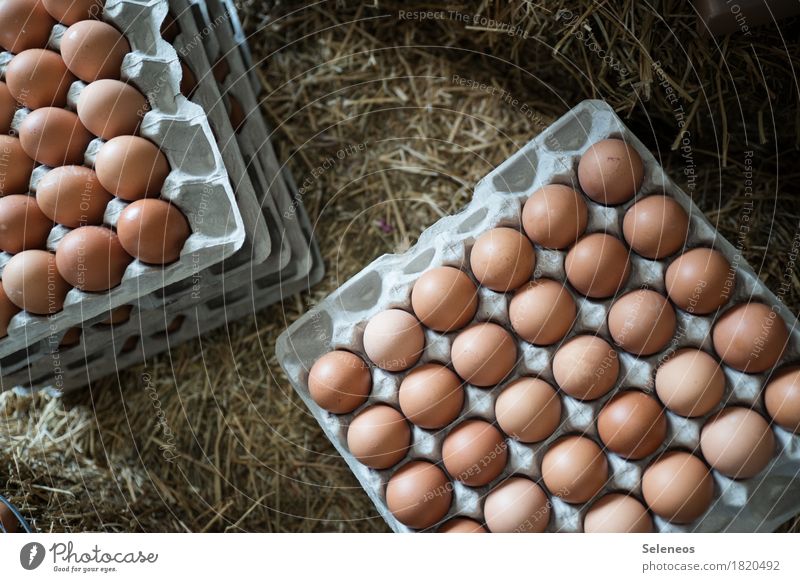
95, 136, 169, 200
541, 435, 608, 503
5, 49, 75, 109
442, 419, 508, 487
346, 405, 410, 469
495, 377, 561, 443
77, 80, 148, 139
55, 226, 132, 291
655, 348, 725, 417
765, 366, 800, 433
597, 390, 666, 459
642, 451, 714, 523
509, 278, 576, 345
42, 0, 104, 25
578, 138, 644, 205
410, 266, 477, 332
0, 136, 35, 195
116, 199, 190, 265
438, 517, 487, 533
712, 302, 788, 373
483, 477, 550, 533
0, 0, 55, 53
362, 309, 424, 372
665, 247, 734, 314
552, 335, 619, 400
521, 184, 588, 249
35, 166, 112, 227
0, 500, 20, 532
19, 107, 92, 167
469, 227, 535, 292
700, 407, 774, 479
2, 249, 71, 314
584, 494, 653, 533
0, 285, 22, 338
0, 194, 53, 254
1, 82, 18, 133
450, 322, 516, 386
608, 289, 676, 356
307, 350, 371, 414
99, 304, 132, 326
385, 460, 451, 529
398, 363, 464, 429
60, 20, 129, 82
565, 233, 630, 298
59, 326, 81, 347
623, 195, 689, 259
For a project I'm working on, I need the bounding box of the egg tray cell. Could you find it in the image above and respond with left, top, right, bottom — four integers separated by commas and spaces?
4, 163, 323, 395
0, 0, 247, 359
276, 99, 800, 533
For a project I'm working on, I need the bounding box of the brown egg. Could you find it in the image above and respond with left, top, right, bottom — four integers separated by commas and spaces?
398, 363, 464, 429
5, 49, 75, 109
0, 500, 21, 533
623, 195, 689, 259
765, 366, 800, 433
0, 285, 22, 338
59, 326, 81, 347
469, 227, 535, 292
438, 517, 487, 533
608, 289, 676, 356
509, 278, 576, 345
0, 195, 52, 254
1, 82, 19, 133
61, 20, 129, 83
597, 390, 666, 459
95, 136, 169, 200
655, 348, 725, 417
542, 435, 608, 503
712, 302, 788, 373
77, 80, 148, 139
116, 199, 190, 265
700, 407, 774, 479
495, 377, 561, 443
180, 60, 197, 96
42, 0, 104, 25
584, 494, 653, 533
578, 138, 644, 205
99, 304, 132, 325
451, 322, 516, 387
346, 405, 410, 470
19, 107, 92, 167
411, 266, 478, 332
442, 419, 508, 487
2, 249, 71, 314
565, 233, 630, 298
483, 477, 550, 533
0, 136, 35, 195
552, 335, 619, 401
522, 184, 588, 249
362, 309, 424, 372
666, 248, 734, 314
35, 166, 112, 227
55, 226, 131, 291
307, 350, 371, 414
642, 451, 714, 524
386, 460, 451, 529
0, 0, 56, 53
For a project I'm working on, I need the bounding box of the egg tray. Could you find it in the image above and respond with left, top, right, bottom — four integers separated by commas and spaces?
0, 0, 247, 359
276, 99, 800, 533
5, 163, 323, 395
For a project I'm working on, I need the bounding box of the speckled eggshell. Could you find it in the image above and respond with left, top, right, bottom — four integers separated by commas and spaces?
307, 350, 371, 414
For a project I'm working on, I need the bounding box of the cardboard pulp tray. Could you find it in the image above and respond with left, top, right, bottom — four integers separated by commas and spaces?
276, 100, 800, 533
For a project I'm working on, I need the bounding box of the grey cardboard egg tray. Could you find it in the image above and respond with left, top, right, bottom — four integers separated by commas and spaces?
276, 99, 800, 533
0, 0, 247, 359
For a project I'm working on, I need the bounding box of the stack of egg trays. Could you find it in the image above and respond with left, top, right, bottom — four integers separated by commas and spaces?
276, 99, 800, 533
3, 0, 323, 393
0, 0, 247, 370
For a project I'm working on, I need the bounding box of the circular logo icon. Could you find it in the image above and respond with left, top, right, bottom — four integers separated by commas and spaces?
19, 542, 45, 570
